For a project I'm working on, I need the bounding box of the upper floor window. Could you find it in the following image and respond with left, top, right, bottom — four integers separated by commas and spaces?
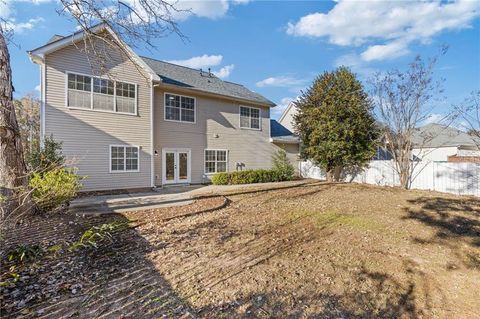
165, 93, 195, 123
67, 74, 91, 109
240, 106, 260, 130
67, 72, 136, 115
93, 78, 114, 111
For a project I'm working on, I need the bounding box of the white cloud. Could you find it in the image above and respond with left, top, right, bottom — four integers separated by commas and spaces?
1, 0, 52, 33
334, 53, 376, 78
256, 76, 306, 88
166, 54, 234, 78
213, 64, 234, 79
166, 54, 223, 69
163, 0, 251, 21
0, 1, 13, 19
8, 17, 44, 33
360, 39, 411, 62
232, 0, 251, 5
172, 0, 230, 20
424, 113, 445, 125
287, 0, 480, 61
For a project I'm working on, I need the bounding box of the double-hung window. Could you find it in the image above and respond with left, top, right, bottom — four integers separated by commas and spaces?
67, 72, 137, 115
110, 145, 139, 172
205, 150, 227, 174
240, 106, 260, 129
67, 74, 91, 109
93, 78, 114, 111
165, 93, 195, 123
116, 82, 136, 114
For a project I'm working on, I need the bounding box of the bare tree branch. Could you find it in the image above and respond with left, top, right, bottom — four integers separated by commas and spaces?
452, 90, 480, 149
370, 49, 447, 189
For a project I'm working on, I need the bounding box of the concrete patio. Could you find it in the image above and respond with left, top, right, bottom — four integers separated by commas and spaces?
69, 180, 313, 215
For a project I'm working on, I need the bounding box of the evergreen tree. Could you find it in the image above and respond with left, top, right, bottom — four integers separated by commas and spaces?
294, 67, 379, 181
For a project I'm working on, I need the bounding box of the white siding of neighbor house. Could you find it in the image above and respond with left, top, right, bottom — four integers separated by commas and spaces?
44, 41, 152, 191
279, 103, 297, 133
153, 87, 299, 184
412, 146, 459, 162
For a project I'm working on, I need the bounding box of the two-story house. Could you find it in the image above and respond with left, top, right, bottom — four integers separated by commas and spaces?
28, 24, 300, 191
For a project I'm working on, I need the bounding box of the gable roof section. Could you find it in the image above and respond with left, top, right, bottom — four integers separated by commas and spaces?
278, 101, 297, 124
141, 57, 275, 107
28, 23, 160, 81
270, 119, 300, 144
28, 24, 274, 107
412, 123, 479, 148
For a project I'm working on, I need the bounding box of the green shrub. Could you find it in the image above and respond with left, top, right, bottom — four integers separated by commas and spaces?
211, 172, 230, 185
29, 168, 82, 212
211, 168, 291, 185
26, 135, 65, 172
272, 149, 295, 181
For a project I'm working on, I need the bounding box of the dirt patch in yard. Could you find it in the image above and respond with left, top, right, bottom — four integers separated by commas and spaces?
1, 183, 479, 318
143, 183, 479, 318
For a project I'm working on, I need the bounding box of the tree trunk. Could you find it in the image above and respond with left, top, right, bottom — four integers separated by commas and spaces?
326, 166, 343, 182
0, 30, 30, 222
399, 170, 410, 189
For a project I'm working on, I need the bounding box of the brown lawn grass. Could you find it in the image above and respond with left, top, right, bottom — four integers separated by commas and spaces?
1, 182, 479, 318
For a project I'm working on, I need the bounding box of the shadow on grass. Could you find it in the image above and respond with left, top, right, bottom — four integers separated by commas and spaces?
197, 267, 422, 319
1, 213, 195, 318
404, 196, 480, 270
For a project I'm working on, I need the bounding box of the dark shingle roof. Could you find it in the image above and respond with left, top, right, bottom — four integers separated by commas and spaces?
412, 123, 479, 148
141, 56, 275, 106
270, 119, 300, 144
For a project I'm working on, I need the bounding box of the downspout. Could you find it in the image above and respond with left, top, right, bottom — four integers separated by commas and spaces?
40, 62, 46, 147
150, 75, 155, 188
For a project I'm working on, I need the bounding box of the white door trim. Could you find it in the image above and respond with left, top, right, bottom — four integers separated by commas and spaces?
161, 148, 191, 185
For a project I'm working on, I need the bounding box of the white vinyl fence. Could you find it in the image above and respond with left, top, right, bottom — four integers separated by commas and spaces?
300, 160, 480, 197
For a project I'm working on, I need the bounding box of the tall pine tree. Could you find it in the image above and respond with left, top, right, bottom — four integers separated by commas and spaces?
294, 67, 379, 181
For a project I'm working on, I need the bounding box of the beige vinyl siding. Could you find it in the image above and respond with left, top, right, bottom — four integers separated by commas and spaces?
153, 87, 297, 184
44, 41, 152, 191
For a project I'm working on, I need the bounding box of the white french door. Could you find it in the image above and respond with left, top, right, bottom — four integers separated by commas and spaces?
162, 148, 191, 184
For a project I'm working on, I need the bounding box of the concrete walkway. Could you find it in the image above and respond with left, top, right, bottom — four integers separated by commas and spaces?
70, 179, 313, 215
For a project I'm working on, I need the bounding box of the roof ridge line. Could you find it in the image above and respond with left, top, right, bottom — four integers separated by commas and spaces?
139, 55, 246, 87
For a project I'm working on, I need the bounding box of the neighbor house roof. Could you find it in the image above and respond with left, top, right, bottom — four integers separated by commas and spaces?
412, 123, 479, 148
141, 57, 275, 107
270, 119, 300, 144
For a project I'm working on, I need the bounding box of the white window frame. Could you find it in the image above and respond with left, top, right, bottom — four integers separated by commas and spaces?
239, 105, 261, 130
163, 92, 196, 124
109, 145, 140, 173
65, 71, 138, 116
204, 149, 228, 175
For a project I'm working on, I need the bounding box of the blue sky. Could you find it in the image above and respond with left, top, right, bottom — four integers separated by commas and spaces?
3, 0, 480, 120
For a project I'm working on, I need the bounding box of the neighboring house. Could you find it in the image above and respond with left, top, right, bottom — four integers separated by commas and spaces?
270, 119, 301, 172
278, 101, 297, 133
374, 123, 480, 162
28, 24, 300, 191
411, 123, 479, 162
